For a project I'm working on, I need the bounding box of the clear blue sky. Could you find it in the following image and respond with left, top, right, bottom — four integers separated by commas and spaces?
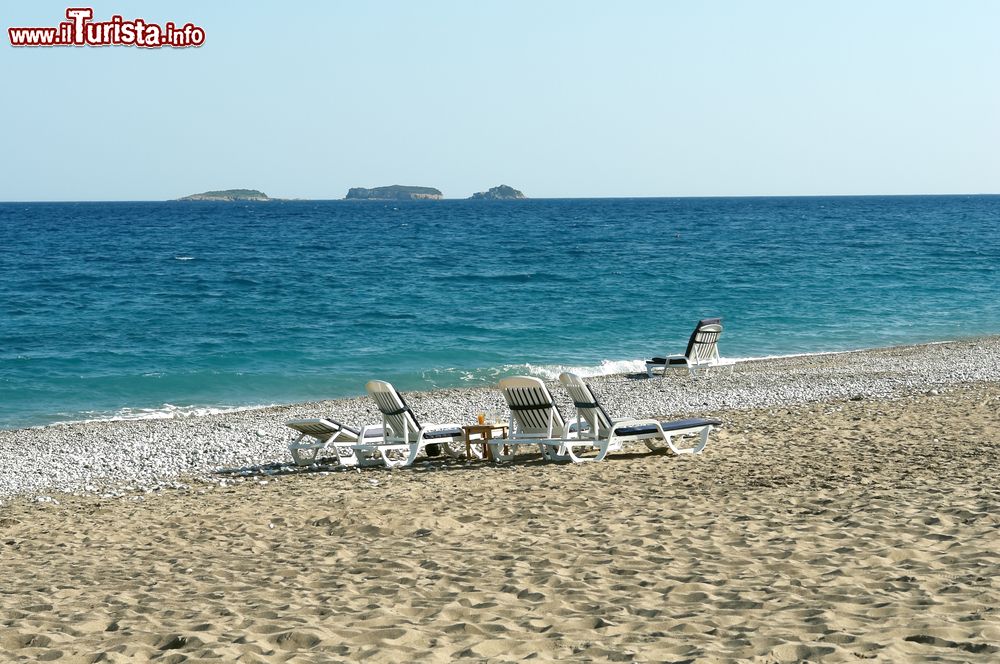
3, 1, 998, 200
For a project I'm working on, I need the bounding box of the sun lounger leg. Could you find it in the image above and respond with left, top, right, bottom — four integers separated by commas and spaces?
664, 425, 712, 454
542, 443, 567, 461
290, 446, 318, 466
665, 434, 685, 454
563, 440, 609, 463
289, 433, 320, 466
693, 426, 711, 454
592, 440, 610, 461
488, 440, 514, 463
443, 439, 475, 459
404, 445, 422, 467
356, 451, 383, 467
378, 448, 400, 467
333, 444, 359, 467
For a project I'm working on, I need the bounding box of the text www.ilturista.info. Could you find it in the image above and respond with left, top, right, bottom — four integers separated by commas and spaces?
8, 8, 205, 48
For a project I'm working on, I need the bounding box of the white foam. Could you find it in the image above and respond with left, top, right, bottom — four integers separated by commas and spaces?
476, 346, 921, 382
173, 256, 195, 261
423, 359, 648, 383
514, 359, 649, 380
71, 402, 276, 425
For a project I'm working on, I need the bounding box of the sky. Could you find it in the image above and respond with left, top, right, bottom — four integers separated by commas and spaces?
2, 1, 998, 201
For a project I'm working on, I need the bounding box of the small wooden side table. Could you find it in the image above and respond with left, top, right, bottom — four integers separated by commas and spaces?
461, 423, 508, 461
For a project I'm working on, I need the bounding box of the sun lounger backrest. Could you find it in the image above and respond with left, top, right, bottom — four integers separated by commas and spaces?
365, 380, 421, 440
558, 373, 615, 438
286, 418, 360, 439
685, 318, 723, 363
499, 376, 566, 438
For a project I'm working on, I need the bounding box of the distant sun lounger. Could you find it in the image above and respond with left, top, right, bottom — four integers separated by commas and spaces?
646, 317, 736, 378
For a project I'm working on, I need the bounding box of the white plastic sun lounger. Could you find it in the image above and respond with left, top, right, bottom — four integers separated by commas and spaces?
492, 376, 573, 462
646, 317, 735, 378
359, 380, 466, 467
285, 418, 385, 466
558, 372, 720, 460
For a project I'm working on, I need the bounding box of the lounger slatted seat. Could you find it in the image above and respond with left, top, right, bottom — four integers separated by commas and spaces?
285, 418, 384, 466
360, 380, 465, 467
559, 372, 720, 459
646, 317, 736, 378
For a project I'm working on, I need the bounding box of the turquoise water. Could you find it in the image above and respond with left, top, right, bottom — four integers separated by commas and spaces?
1, 195, 998, 429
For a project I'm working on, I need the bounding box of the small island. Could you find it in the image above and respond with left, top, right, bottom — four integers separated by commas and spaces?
178, 189, 270, 202
345, 185, 443, 201
469, 185, 526, 200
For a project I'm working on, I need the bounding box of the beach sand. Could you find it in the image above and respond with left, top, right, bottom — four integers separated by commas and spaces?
1, 379, 998, 662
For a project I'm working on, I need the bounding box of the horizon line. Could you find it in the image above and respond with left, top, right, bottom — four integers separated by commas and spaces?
2, 191, 999, 204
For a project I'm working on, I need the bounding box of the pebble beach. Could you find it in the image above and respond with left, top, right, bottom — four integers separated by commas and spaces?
1, 337, 998, 661
2, 337, 997, 501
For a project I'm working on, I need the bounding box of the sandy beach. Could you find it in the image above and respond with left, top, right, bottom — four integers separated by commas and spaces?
1, 339, 999, 662
5, 1, 999, 660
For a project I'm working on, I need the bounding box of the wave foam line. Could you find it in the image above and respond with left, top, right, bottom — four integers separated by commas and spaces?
66, 402, 277, 426
518, 359, 649, 380
449, 345, 925, 383
427, 359, 650, 383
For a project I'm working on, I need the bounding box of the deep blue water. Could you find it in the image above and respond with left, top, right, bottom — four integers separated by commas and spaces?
1, 196, 998, 429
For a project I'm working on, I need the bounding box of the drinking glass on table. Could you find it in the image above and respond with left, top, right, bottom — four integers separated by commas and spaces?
477, 412, 486, 425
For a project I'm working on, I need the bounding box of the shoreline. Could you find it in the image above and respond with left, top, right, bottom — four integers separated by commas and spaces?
10, 333, 999, 433
2, 335, 999, 502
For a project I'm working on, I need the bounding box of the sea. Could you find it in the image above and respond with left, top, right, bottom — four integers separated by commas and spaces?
1, 195, 998, 430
